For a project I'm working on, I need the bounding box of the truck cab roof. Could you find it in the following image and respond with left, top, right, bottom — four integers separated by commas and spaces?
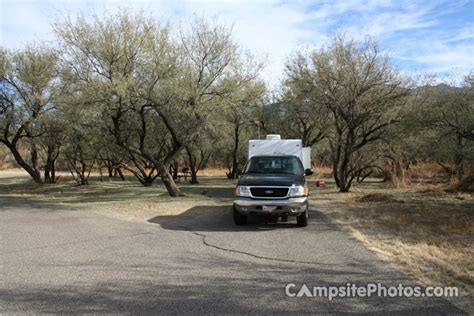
238, 155, 306, 186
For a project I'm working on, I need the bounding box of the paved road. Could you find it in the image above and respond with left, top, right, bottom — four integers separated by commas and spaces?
0, 199, 467, 314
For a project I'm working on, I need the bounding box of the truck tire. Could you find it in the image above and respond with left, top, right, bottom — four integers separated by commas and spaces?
296, 207, 308, 227
233, 204, 247, 225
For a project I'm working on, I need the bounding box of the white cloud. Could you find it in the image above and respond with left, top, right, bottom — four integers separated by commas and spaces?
0, 0, 472, 86
446, 27, 474, 42
401, 42, 474, 75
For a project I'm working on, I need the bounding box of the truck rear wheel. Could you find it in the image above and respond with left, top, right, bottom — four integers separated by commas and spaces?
233, 204, 247, 225
296, 207, 308, 227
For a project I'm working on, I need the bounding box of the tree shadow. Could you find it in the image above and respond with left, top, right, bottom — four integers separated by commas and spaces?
0, 255, 466, 314
0, 195, 66, 211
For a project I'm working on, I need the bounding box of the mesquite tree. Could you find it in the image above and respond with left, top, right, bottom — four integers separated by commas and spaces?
55, 13, 261, 196
281, 53, 329, 146
0, 46, 58, 184
285, 37, 410, 192
223, 81, 265, 179
55, 13, 174, 187
415, 76, 474, 179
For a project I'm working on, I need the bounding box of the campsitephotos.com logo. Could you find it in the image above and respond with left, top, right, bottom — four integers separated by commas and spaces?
285, 283, 459, 300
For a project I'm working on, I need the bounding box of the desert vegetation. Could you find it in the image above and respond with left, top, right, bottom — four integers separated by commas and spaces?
0, 170, 472, 303
1, 11, 472, 195
1, 11, 473, 301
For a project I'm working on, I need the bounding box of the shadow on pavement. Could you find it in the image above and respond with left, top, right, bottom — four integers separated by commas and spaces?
0, 195, 65, 211
148, 204, 342, 233
0, 255, 466, 314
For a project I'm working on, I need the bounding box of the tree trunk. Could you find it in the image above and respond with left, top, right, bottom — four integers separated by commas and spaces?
392, 159, 408, 186
116, 167, 125, 181
336, 148, 352, 192
4, 142, 43, 184
454, 135, 465, 180
186, 147, 199, 184
159, 164, 185, 197
30, 143, 39, 175
141, 176, 154, 186
44, 160, 56, 183
332, 160, 340, 188
227, 123, 240, 179
44, 143, 59, 184
337, 165, 351, 192
99, 167, 104, 182
80, 161, 88, 185
330, 140, 341, 188
108, 164, 114, 177
51, 163, 56, 183
171, 161, 179, 180
190, 169, 198, 184
44, 157, 52, 183
67, 153, 94, 186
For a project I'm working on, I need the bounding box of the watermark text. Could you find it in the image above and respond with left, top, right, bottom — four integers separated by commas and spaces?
285, 283, 458, 300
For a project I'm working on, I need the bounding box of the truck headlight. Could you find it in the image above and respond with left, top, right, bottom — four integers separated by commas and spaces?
288, 185, 308, 197
235, 186, 251, 197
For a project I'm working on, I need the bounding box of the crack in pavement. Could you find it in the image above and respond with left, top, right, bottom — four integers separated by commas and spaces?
182, 228, 328, 266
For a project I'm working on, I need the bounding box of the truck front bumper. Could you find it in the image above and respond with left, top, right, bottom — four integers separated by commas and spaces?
233, 197, 308, 215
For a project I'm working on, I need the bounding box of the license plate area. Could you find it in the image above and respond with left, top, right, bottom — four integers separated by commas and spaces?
262, 205, 277, 213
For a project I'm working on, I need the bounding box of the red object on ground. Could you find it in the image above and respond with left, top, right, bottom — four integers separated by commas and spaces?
316, 180, 326, 188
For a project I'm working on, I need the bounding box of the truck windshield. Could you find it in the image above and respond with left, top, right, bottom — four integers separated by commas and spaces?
244, 156, 304, 175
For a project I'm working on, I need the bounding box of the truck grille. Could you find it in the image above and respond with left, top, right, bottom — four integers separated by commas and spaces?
250, 187, 289, 198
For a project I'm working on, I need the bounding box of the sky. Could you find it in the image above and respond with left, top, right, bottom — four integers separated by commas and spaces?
1, 0, 473, 87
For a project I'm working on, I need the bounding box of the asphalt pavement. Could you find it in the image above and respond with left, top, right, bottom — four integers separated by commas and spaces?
0, 198, 468, 314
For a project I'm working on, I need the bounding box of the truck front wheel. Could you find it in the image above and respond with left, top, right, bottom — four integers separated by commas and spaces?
296, 207, 308, 227
233, 204, 247, 225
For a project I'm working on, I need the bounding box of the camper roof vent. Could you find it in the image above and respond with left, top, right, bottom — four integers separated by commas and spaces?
266, 134, 281, 140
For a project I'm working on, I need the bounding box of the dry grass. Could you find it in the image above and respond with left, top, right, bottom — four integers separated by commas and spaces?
198, 168, 229, 176
312, 182, 474, 299
0, 169, 236, 222
409, 162, 445, 179
446, 175, 474, 193
1, 170, 472, 302
355, 192, 404, 203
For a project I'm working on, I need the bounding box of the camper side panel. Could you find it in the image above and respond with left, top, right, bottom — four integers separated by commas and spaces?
302, 147, 312, 170
249, 140, 302, 159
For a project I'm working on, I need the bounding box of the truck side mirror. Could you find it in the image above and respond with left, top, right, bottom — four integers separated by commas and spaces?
304, 169, 313, 176
236, 168, 243, 176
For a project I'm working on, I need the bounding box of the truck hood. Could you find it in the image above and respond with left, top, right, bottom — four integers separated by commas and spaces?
237, 174, 305, 186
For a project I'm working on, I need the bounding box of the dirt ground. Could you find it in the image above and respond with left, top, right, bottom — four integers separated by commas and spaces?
1, 169, 473, 302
